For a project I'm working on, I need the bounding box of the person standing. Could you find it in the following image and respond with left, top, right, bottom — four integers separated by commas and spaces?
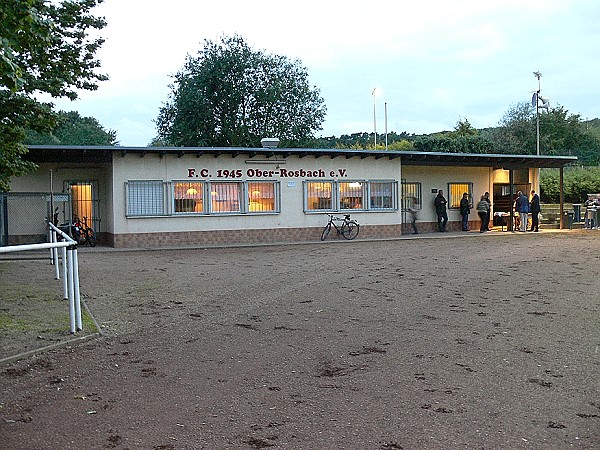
529, 190, 541, 232
483, 191, 491, 231
434, 190, 448, 232
459, 192, 471, 231
408, 197, 419, 234
477, 195, 490, 232
515, 190, 529, 232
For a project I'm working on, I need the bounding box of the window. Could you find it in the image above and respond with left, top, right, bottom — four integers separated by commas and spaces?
127, 180, 280, 217
306, 181, 333, 211
401, 182, 422, 210
126, 180, 165, 216
305, 180, 397, 212
174, 182, 204, 213
369, 181, 396, 210
339, 181, 365, 210
448, 182, 473, 209
210, 182, 241, 213
248, 181, 278, 212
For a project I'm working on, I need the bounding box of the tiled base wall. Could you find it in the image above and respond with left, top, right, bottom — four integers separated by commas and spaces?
109, 224, 403, 248
401, 219, 480, 233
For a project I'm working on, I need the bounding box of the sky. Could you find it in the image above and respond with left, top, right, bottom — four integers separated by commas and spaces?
47, 0, 600, 146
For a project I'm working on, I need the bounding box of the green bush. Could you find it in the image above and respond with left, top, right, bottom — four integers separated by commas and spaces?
541, 167, 600, 203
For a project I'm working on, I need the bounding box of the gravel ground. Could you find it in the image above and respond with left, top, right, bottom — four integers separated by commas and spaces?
1, 230, 599, 449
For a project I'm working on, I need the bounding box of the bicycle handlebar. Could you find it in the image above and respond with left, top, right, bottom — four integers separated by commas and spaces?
327, 213, 352, 221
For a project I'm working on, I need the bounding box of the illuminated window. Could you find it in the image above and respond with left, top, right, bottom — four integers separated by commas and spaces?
370, 181, 396, 210
401, 182, 422, 210
306, 181, 333, 211
339, 181, 365, 210
248, 182, 277, 212
210, 182, 241, 213
305, 180, 397, 212
448, 182, 473, 209
174, 182, 204, 213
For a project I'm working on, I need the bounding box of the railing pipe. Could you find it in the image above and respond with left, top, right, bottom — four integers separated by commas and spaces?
67, 248, 76, 333
0, 223, 81, 333
62, 246, 68, 299
73, 249, 82, 330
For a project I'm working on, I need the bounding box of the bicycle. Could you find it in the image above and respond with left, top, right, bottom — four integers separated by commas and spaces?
71, 216, 97, 247
320, 214, 360, 241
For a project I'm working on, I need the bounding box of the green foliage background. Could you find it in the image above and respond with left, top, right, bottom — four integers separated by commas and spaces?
540, 167, 600, 203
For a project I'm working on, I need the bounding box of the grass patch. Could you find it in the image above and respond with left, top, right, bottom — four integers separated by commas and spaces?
0, 312, 33, 331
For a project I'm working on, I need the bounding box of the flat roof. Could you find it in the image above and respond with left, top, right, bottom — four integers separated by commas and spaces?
26, 145, 577, 169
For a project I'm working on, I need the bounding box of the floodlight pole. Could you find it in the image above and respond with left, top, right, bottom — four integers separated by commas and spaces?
372, 88, 377, 148
384, 102, 388, 151
534, 71, 542, 156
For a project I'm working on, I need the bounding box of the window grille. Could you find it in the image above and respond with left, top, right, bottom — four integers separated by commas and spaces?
448, 182, 473, 209
210, 182, 241, 213
64, 180, 99, 230
339, 181, 365, 210
247, 181, 278, 212
306, 181, 333, 211
401, 182, 422, 210
126, 180, 165, 216
369, 181, 397, 210
305, 180, 397, 212
174, 182, 204, 213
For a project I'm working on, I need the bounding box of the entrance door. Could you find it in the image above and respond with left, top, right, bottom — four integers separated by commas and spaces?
492, 183, 531, 226
65, 181, 99, 232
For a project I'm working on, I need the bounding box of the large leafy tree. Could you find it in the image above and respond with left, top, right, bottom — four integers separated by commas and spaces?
485, 102, 600, 163
25, 110, 118, 146
0, 0, 107, 191
156, 35, 326, 148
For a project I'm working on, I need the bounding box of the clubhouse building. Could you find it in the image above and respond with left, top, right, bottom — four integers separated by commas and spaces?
2, 144, 576, 247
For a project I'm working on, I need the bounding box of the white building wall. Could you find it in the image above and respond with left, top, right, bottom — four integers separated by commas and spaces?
9, 163, 112, 232
402, 166, 492, 223
111, 153, 403, 235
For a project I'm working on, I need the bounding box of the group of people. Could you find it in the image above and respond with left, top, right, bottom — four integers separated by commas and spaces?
433, 189, 492, 233
431, 189, 541, 233
514, 190, 541, 232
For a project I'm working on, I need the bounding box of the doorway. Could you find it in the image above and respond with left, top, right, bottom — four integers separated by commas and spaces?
64, 181, 99, 232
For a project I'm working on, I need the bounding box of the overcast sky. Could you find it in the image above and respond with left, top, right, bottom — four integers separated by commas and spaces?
47, 0, 600, 146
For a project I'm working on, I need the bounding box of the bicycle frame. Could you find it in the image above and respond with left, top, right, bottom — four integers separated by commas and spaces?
320, 214, 360, 241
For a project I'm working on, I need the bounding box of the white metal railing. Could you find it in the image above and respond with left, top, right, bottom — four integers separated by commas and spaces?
0, 223, 83, 333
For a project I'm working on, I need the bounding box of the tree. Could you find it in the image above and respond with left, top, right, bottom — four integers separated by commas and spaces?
540, 167, 600, 203
413, 134, 493, 153
0, 0, 107, 191
452, 117, 478, 137
486, 102, 600, 162
25, 111, 118, 146
155, 35, 326, 148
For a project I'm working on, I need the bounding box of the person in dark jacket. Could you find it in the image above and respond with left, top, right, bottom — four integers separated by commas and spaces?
476, 195, 490, 232
434, 190, 448, 232
483, 191, 491, 231
459, 192, 471, 231
529, 190, 541, 232
515, 190, 529, 232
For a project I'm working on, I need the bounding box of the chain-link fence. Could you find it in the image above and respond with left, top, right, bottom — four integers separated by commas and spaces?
0, 193, 71, 246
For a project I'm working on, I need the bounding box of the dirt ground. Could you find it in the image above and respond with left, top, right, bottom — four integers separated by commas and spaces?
1, 230, 599, 449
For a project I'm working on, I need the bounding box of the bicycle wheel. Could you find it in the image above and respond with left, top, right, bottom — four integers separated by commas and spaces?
341, 221, 359, 240
320, 223, 332, 241
86, 229, 97, 247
